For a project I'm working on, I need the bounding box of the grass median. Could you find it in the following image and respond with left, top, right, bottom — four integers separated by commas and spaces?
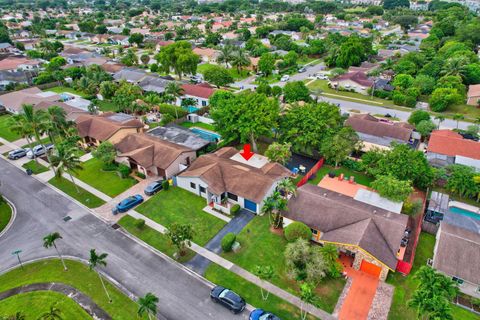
0, 201, 12, 232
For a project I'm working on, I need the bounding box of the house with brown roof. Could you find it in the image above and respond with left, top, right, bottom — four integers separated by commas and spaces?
426, 130, 480, 170
176, 147, 291, 214
177, 83, 216, 108
331, 71, 374, 95
193, 47, 220, 64
0, 87, 61, 114
467, 84, 480, 106
0, 57, 41, 72
115, 133, 197, 178
345, 114, 417, 151
282, 184, 409, 280
75, 113, 144, 147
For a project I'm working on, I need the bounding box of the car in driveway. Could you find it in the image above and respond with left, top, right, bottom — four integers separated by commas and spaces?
26, 144, 54, 159
249, 309, 281, 320
298, 66, 306, 73
210, 286, 246, 314
8, 148, 27, 160
144, 180, 163, 196
280, 75, 290, 82
112, 195, 144, 215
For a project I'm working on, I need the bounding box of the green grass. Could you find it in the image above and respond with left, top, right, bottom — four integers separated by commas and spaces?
0, 114, 21, 142
96, 100, 117, 112
0, 291, 91, 319
71, 158, 137, 197
303, 165, 374, 187
205, 264, 316, 320
136, 187, 226, 246
197, 63, 250, 80
179, 121, 216, 131
49, 177, 106, 208
253, 74, 281, 85
0, 201, 12, 233
118, 215, 195, 263
45, 86, 89, 98
0, 259, 147, 320
21, 160, 49, 174
220, 215, 346, 313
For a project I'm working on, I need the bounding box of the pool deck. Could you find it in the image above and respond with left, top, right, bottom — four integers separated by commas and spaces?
449, 201, 480, 214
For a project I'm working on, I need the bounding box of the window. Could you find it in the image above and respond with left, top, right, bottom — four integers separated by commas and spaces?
202, 100, 207, 107
311, 229, 318, 235
452, 277, 464, 285
227, 192, 238, 201
200, 186, 206, 193
190, 182, 196, 189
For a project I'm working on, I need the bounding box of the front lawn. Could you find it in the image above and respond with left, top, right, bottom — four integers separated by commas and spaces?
49, 177, 106, 208
71, 158, 137, 197
135, 187, 226, 246
0, 114, 21, 142
0, 291, 91, 320
21, 160, 49, 174
118, 215, 195, 263
179, 121, 216, 131
0, 201, 12, 232
221, 215, 346, 313
45, 86, 89, 98
0, 259, 147, 320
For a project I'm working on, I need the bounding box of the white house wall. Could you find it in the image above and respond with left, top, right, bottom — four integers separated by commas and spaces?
165, 151, 197, 178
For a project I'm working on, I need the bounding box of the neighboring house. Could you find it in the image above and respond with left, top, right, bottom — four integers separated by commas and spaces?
345, 114, 417, 151
108, 35, 129, 46
373, 78, 394, 92
0, 43, 15, 53
331, 71, 374, 95
92, 34, 109, 44
138, 75, 172, 94
426, 130, 480, 170
100, 62, 124, 75
115, 133, 197, 178
193, 47, 219, 64
0, 57, 41, 72
76, 112, 144, 147
35, 101, 87, 120
147, 125, 210, 153
0, 87, 61, 113
177, 83, 215, 108
177, 147, 291, 214
432, 223, 480, 298
113, 68, 147, 84
282, 184, 409, 280
0, 70, 30, 90
467, 84, 480, 106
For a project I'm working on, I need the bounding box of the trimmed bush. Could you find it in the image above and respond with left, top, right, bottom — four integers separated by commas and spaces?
230, 204, 241, 215
221, 232, 236, 252
117, 164, 131, 178
284, 222, 312, 242
136, 171, 146, 179
134, 218, 145, 229
162, 180, 170, 190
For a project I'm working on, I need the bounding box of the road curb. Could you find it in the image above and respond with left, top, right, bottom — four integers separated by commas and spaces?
0, 196, 16, 238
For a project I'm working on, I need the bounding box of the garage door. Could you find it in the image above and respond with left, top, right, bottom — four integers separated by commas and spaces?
244, 199, 257, 213
360, 260, 382, 278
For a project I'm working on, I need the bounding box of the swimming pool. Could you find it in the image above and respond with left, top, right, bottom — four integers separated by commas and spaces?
449, 206, 480, 220
183, 106, 200, 113
190, 128, 221, 142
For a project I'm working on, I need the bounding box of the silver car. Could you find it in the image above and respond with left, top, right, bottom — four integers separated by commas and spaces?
26, 144, 54, 159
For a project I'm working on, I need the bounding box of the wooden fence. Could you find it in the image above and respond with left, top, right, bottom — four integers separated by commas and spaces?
296, 158, 324, 188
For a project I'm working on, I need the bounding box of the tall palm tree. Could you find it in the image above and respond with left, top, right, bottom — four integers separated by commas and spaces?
299, 282, 315, 320
43, 232, 68, 271
137, 292, 159, 320
277, 179, 297, 197
9, 114, 34, 150
217, 45, 234, 68
253, 265, 274, 300
46, 106, 68, 144
435, 115, 446, 129
89, 249, 112, 303
165, 82, 184, 118
231, 48, 250, 76
38, 305, 63, 320
262, 191, 287, 228
50, 144, 83, 193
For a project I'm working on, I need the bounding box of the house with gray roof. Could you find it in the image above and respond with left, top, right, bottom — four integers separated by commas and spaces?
113, 68, 147, 84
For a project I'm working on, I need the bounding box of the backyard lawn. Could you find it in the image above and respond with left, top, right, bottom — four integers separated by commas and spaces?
0, 201, 12, 233
293, 165, 374, 187
221, 215, 346, 313
135, 187, 226, 246
96, 99, 117, 112
118, 215, 195, 263
45, 86, 89, 98
22, 160, 49, 174
71, 158, 137, 197
0, 291, 91, 320
49, 177, 106, 208
179, 121, 216, 131
0, 259, 147, 320
0, 114, 21, 142
197, 63, 250, 80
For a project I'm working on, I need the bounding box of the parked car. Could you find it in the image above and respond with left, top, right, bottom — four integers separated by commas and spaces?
8, 148, 27, 160
210, 286, 246, 314
144, 180, 163, 196
112, 195, 144, 215
280, 75, 290, 82
26, 144, 54, 159
298, 66, 306, 73
315, 73, 329, 80
250, 309, 281, 320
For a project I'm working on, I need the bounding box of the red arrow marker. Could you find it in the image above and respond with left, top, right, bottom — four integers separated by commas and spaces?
240, 144, 254, 161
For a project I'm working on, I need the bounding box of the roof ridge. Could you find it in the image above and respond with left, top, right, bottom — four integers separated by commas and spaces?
371, 218, 400, 257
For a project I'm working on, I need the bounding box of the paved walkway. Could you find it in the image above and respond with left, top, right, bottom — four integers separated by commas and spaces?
185, 209, 254, 274
0, 282, 111, 320
202, 205, 232, 223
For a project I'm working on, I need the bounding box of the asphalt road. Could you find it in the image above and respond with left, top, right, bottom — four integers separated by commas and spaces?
0, 158, 247, 320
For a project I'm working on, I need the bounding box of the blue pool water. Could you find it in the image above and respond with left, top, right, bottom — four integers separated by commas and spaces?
183, 106, 200, 113
449, 206, 480, 220
190, 128, 221, 142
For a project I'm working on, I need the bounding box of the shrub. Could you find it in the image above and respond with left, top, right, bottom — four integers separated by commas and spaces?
341, 158, 365, 172
284, 222, 312, 242
102, 162, 118, 171
230, 204, 241, 215
158, 104, 187, 119
221, 232, 236, 252
136, 171, 146, 179
162, 180, 170, 190
117, 164, 131, 178
134, 218, 146, 229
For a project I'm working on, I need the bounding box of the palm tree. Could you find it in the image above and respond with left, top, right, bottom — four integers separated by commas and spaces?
262, 191, 287, 228
231, 48, 250, 76
217, 45, 234, 68
46, 106, 68, 144
89, 249, 112, 303
277, 179, 297, 197
253, 265, 274, 300
38, 305, 62, 320
299, 282, 315, 320
165, 82, 184, 118
9, 114, 34, 151
43, 232, 68, 271
435, 115, 446, 129
137, 292, 159, 320
50, 144, 83, 193
453, 113, 464, 129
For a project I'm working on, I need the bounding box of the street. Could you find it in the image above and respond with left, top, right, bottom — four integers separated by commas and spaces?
0, 158, 246, 320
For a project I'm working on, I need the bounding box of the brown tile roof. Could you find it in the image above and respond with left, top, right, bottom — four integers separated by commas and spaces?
179, 147, 291, 203
0, 57, 40, 71
0, 87, 61, 112
433, 223, 480, 285
75, 113, 144, 142
333, 71, 374, 87
181, 83, 215, 99
428, 130, 480, 160
468, 84, 480, 98
115, 133, 191, 169
283, 184, 408, 269
100, 63, 124, 74
345, 114, 413, 142
35, 101, 87, 120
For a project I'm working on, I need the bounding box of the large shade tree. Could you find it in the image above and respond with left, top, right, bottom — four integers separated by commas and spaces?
155, 41, 199, 79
